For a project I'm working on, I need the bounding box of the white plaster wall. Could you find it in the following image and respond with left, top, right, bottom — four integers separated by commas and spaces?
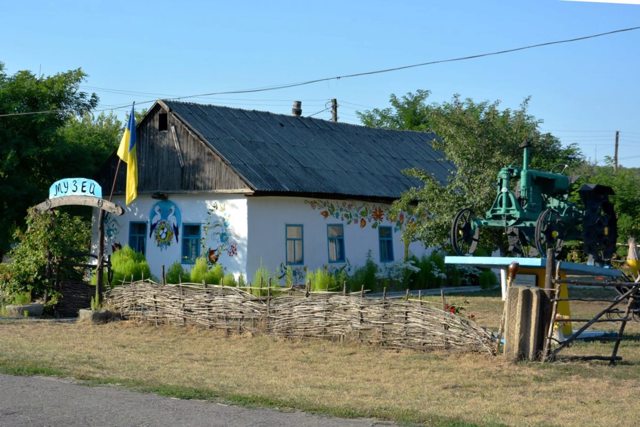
91, 194, 431, 285
246, 196, 429, 284
93, 194, 248, 281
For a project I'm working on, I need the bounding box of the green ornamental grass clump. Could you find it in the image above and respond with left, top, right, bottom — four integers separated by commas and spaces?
111, 246, 151, 285
222, 273, 237, 286
308, 268, 338, 292
165, 262, 186, 284
189, 258, 209, 283
250, 264, 279, 296
189, 258, 225, 285
284, 266, 294, 288
205, 264, 224, 285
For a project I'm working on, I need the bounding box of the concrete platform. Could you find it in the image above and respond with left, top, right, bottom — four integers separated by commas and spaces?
444, 256, 622, 277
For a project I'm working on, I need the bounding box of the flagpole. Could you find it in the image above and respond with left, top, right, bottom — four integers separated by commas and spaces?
109, 101, 135, 203
108, 158, 121, 203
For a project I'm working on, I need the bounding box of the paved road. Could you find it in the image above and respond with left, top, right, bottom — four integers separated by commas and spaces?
0, 374, 393, 427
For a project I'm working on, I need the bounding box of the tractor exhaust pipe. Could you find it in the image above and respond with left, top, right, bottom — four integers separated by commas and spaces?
520, 139, 532, 171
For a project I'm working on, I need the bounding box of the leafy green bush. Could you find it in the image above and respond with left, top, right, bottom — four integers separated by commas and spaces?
335, 268, 349, 291
347, 254, 379, 292
111, 246, 151, 285
445, 264, 463, 286
166, 262, 186, 284
403, 252, 448, 289
11, 291, 32, 305
478, 269, 498, 289
238, 273, 246, 287
1, 209, 90, 300
222, 273, 237, 286
0, 264, 11, 305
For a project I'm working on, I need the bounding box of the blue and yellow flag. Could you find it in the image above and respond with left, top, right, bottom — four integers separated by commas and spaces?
117, 104, 138, 205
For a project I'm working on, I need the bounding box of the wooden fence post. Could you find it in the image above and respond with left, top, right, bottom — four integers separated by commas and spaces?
267, 279, 272, 333
179, 284, 186, 326
153, 293, 158, 327
441, 289, 449, 350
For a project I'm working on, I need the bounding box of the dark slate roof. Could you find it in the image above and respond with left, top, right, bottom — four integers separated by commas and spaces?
161, 100, 454, 200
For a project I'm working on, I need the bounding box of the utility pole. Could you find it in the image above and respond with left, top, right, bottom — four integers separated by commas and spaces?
614, 130, 620, 172
331, 98, 338, 123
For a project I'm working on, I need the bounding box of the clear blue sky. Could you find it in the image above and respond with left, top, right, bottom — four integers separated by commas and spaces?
3, 0, 640, 166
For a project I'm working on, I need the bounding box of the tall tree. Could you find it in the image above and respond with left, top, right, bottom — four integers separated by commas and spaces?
0, 63, 98, 257
57, 112, 122, 178
358, 90, 584, 251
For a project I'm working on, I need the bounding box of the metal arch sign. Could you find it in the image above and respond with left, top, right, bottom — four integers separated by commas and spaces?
49, 178, 102, 199
35, 178, 124, 216
34, 195, 124, 216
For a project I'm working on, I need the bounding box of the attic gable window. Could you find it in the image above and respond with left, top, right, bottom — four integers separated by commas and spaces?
158, 112, 168, 131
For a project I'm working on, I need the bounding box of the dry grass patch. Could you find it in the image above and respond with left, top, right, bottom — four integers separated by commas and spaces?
1, 314, 640, 426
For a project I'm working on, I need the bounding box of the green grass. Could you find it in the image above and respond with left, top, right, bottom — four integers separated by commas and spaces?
0, 361, 66, 377
1, 288, 639, 426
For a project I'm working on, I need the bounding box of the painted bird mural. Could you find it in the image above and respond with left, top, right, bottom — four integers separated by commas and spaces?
149, 205, 162, 238
208, 248, 219, 264
168, 206, 179, 243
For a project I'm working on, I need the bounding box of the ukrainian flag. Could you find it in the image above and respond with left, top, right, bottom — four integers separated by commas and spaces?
117, 104, 138, 205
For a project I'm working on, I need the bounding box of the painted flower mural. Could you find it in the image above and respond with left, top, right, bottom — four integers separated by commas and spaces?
202, 202, 238, 264
305, 199, 408, 231
103, 213, 120, 241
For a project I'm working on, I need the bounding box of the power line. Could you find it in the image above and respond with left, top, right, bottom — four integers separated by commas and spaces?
169, 25, 640, 101
550, 129, 618, 133
307, 107, 330, 118
2, 25, 640, 118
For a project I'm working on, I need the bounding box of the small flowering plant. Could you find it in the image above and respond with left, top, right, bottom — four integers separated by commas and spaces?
444, 303, 464, 315
443, 299, 475, 321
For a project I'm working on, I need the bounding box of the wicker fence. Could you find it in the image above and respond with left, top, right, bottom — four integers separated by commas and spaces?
105, 281, 495, 355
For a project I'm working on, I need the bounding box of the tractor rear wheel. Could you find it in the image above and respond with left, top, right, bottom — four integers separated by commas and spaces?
451, 208, 479, 256
582, 199, 617, 265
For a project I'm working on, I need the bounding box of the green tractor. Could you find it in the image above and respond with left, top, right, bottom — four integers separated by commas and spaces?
451, 141, 617, 264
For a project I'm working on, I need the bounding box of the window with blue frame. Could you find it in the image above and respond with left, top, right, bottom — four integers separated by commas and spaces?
378, 226, 394, 263
128, 222, 147, 255
327, 224, 345, 263
286, 224, 303, 265
182, 224, 201, 264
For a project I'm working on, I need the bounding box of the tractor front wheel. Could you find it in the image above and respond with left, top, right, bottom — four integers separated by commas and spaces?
451, 208, 479, 256
535, 209, 565, 258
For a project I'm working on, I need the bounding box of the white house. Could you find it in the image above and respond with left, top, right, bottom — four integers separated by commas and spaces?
95, 100, 454, 283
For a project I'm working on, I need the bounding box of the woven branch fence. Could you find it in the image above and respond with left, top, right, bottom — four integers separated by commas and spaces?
105, 280, 495, 355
